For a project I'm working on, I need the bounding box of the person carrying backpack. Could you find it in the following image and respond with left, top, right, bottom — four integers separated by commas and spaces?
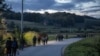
12, 37, 18, 56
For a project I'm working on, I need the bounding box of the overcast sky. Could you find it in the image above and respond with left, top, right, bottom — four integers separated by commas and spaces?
6, 0, 100, 18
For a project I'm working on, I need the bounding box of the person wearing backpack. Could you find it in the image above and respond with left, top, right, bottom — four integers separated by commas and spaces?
12, 37, 18, 56
5, 37, 12, 56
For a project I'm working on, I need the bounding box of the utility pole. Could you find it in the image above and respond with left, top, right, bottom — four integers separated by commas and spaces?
19, 0, 24, 50
21, 0, 24, 39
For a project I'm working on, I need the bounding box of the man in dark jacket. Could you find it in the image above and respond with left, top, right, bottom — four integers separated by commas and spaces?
5, 37, 12, 56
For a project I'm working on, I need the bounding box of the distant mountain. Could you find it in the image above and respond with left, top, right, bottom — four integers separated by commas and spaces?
3, 12, 100, 29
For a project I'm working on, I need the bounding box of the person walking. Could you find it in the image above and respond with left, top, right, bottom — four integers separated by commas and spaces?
42, 36, 46, 45
56, 34, 61, 41
20, 38, 25, 50
12, 37, 18, 56
56, 34, 59, 41
60, 34, 64, 41
5, 37, 12, 56
37, 34, 42, 45
32, 36, 37, 46
45, 34, 48, 44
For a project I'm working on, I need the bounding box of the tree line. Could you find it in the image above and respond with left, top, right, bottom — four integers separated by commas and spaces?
3, 11, 100, 29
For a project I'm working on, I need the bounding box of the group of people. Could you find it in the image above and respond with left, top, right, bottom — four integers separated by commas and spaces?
5, 33, 64, 56
56, 34, 64, 41
5, 37, 18, 56
32, 33, 48, 46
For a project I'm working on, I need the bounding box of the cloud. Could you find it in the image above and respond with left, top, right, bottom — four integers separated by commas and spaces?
73, 0, 95, 3
6, 0, 21, 3
6, 0, 100, 18
6, 0, 55, 11
6, 0, 75, 10
87, 11, 100, 18
82, 7, 100, 12
25, 9, 59, 14
6, 0, 21, 12
54, 0, 72, 3
95, 0, 100, 3
25, 9, 85, 16
73, 1, 100, 18
52, 3, 75, 10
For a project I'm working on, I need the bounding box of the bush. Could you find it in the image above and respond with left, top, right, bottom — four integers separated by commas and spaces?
24, 31, 38, 45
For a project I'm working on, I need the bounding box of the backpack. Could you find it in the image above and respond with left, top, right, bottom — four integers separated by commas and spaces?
12, 41, 17, 48
6, 40, 12, 48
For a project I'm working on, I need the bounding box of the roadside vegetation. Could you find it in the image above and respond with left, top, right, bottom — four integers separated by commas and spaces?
64, 35, 100, 56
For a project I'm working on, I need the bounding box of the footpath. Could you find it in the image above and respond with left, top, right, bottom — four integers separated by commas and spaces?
18, 38, 82, 56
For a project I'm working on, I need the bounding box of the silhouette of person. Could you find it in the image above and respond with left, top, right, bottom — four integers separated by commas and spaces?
32, 36, 37, 46
5, 37, 12, 56
42, 37, 46, 45
12, 37, 18, 56
56, 34, 60, 41
60, 34, 64, 41
20, 37, 25, 50
45, 34, 48, 44
37, 34, 42, 45
56, 34, 58, 41
41, 33, 48, 45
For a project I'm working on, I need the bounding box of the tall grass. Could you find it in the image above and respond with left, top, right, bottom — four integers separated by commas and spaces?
64, 35, 100, 56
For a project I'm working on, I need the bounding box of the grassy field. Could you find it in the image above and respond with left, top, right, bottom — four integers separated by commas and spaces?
48, 33, 78, 40
64, 35, 100, 56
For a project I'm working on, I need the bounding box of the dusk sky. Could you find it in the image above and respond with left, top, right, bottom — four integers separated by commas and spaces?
6, 0, 100, 18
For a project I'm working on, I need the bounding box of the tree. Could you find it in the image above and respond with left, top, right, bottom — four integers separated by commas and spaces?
0, 0, 8, 11
0, 0, 11, 16
0, 0, 11, 54
14, 25, 20, 40
0, 0, 11, 34
8, 21, 15, 29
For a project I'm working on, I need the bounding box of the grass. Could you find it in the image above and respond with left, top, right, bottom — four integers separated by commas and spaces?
48, 33, 78, 40
64, 35, 100, 56
48, 34, 57, 40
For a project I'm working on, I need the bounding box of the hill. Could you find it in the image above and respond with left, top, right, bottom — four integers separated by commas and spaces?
3, 12, 100, 33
